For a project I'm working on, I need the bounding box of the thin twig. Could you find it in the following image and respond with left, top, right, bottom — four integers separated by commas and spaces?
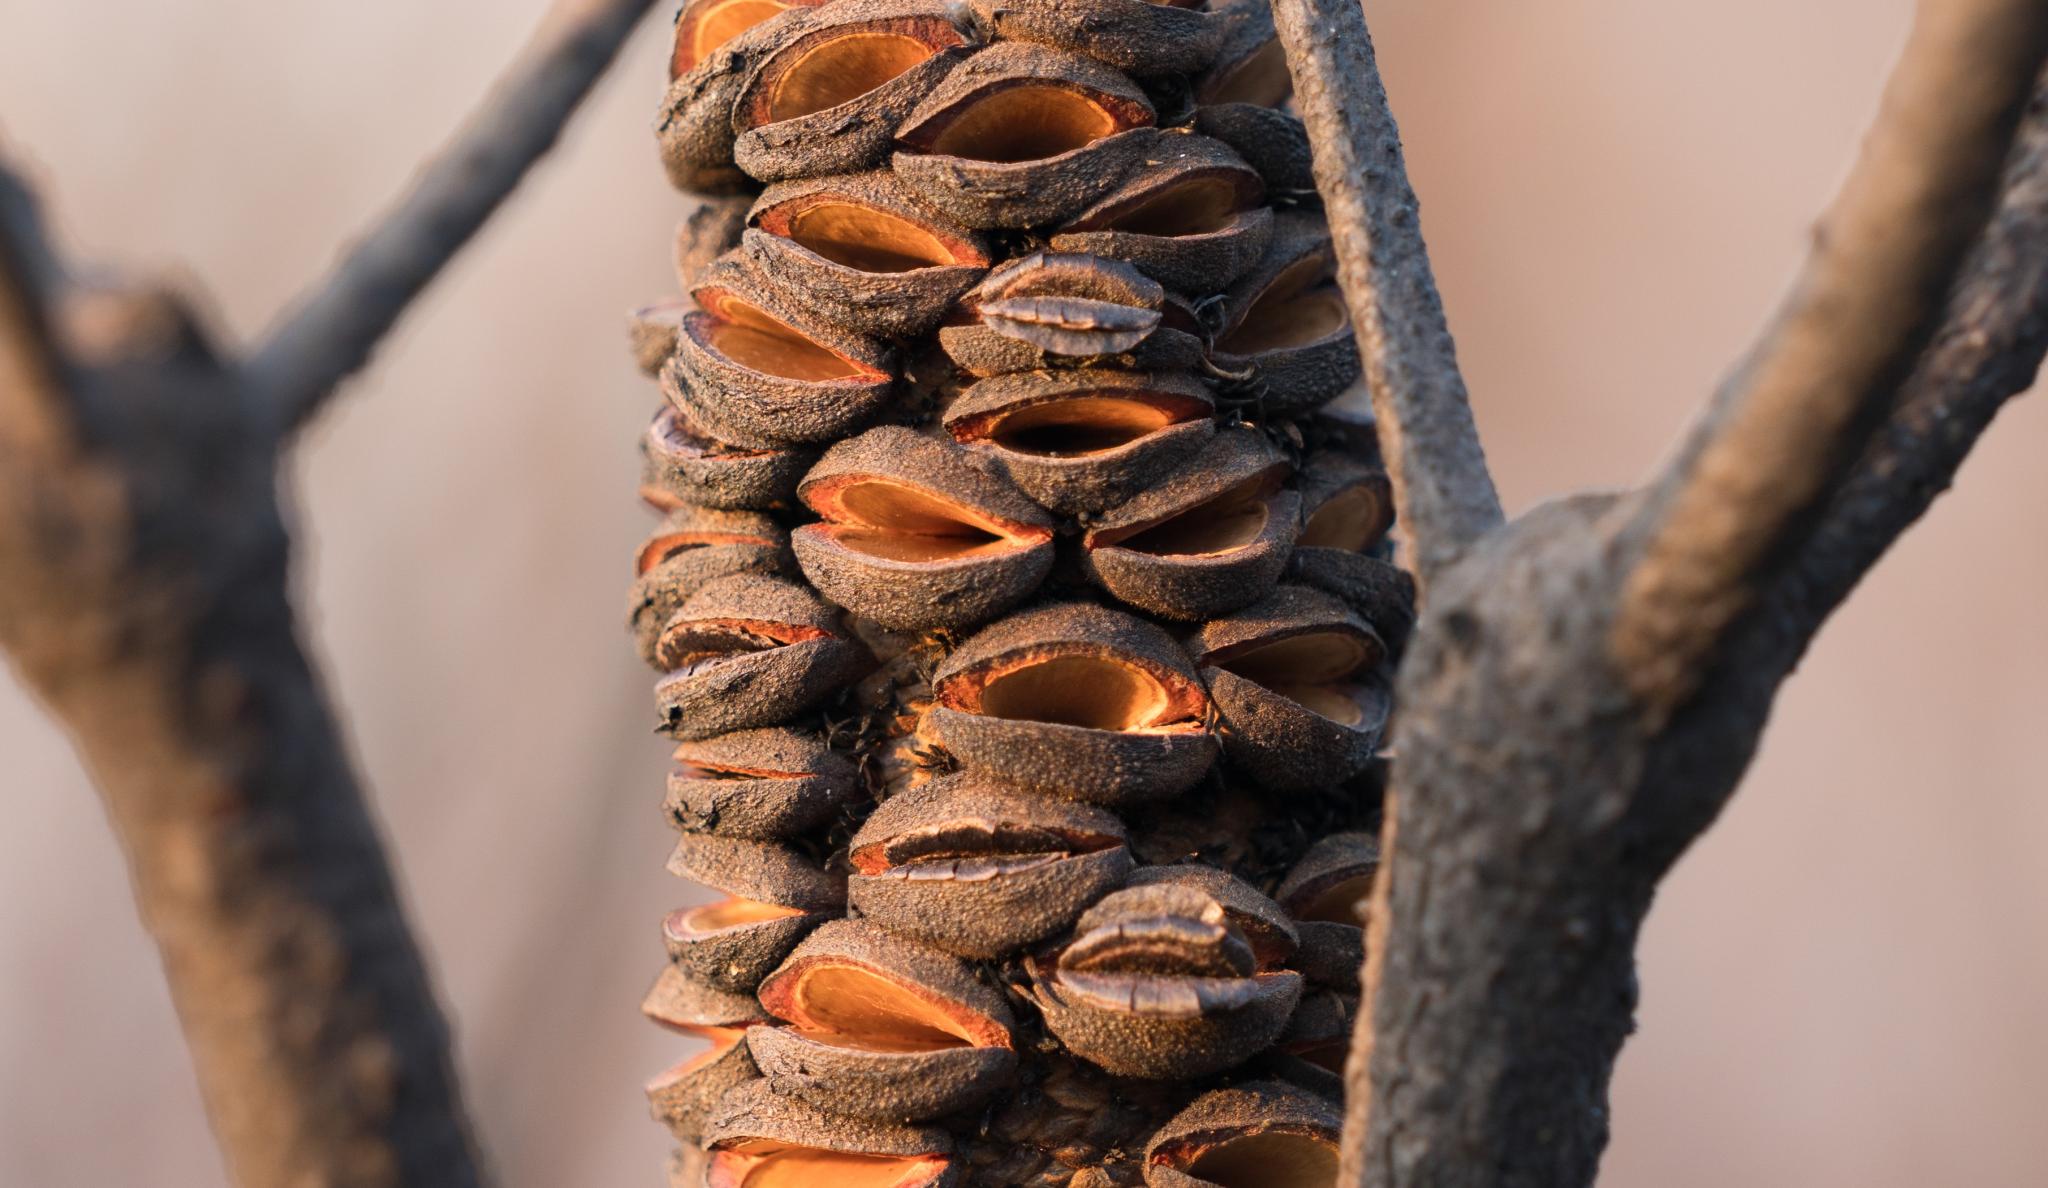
244, 0, 660, 434
1613, 0, 2048, 717
1269, 0, 1505, 589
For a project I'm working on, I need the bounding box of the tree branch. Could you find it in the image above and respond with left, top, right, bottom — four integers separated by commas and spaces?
244, 0, 659, 434
1269, 0, 1505, 589
1612, 0, 2048, 717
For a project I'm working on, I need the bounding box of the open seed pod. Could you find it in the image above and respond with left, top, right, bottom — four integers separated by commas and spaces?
664, 900, 826, 994
1081, 428, 1300, 621
928, 602, 1217, 805
631, 507, 794, 667
654, 574, 870, 740
666, 727, 861, 840
744, 171, 991, 337
1212, 212, 1360, 412
1033, 883, 1302, 1079
792, 426, 1056, 631
944, 370, 1215, 516
1122, 865, 1298, 968
894, 44, 1160, 229
643, 965, 771, 1143
657, 3, 807, 195
750, 919, 1018, 1121
643, 403, 816, 512
704, 1079, 960, 1187
729, 0, 973, 183
1192, 586, 1391, 790
632, 300, 689, 375
672, 254, 898, 449
1051, 137, 1272, 294
1278, 832, 1377, 990
1295, 447, 1394, 555
848, 772, 1133, 957
1283, 549, 1415, 661
1192, 104, 1316, 198
1141, 1081, 1342, 1188
668, 832, 847, 911
670, 0, 834, 80
984, 0, 1223, 78
1193, 0, 1291, 109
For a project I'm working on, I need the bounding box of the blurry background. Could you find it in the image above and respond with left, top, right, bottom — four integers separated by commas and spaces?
2, 0, 2043, 1183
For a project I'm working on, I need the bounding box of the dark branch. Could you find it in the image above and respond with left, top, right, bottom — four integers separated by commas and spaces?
1268, 0, 1505, 589
0, 158, 69, 445
245, 0, 660, 434
1613, 0, 2048, 717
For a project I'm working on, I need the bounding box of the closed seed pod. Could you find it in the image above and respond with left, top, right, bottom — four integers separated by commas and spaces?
654, 574, 870, 740
1296, 448, 1394, 555
929, 602, 1217, 805
1212, 212, 1360, 412
673, 254, 899, 448
848, 772, 1133, 957
745, 171, 991, 337
630, 508, 794, 668
1192, 104, 1316, 197
668, 832, 848, 911
963, 250, 1165, 355
1281, 548, 1416, 662
666, 727, 861, 840
1141, 1081, 1342, 1188
751, 919, 1017, 1121
1051, 138, 1271, 295
1081, 428, 1300, 621
642, 403, 816, 512
1192, 587, 1391, 790
1287, 920, 1364, 992
983, 0, 1224, 78
704, 1079, 960, 1186
793, 426, 1056, 631
1276, 986, 1356, 1075
663, 900, 825, 994
944, 370, 1215, 516
632, 300, 689, 376
1193, 0, 1291, 109
1122, 865, 1298, 968
642, 964, 771, 1143
729, 0, 973, 183
1062, 884, 1256, 978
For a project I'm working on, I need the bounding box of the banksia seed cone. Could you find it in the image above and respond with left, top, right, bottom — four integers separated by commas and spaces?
632, 0, 1414, 1181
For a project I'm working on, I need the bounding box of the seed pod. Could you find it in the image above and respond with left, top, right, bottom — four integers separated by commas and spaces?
642, 403, 816, 512
1282, 549, 1415, 662
1193, 104, 1316, 197
1212, 212, 1360, 412
1051, 138, 1271, 294
645, 962, 775, 1032
670, 0, 833, 80
929, 602, 1217, 805
668, 832, 848, 911
1122, 865, 1298, 968
1141, 1081, 1342, 1188
848, 772, 1133, 957
666, 727, 861, 840
704, 1079, 959, 1186
673, 254, 899, 449
630, 508, 794, 668
663, 900, 826, 993
642, 964, 770, 1144
1287, 920, 1363, 993
654, 574, 870, 740
1296, 448, 1394, 554
657, 5, 805, 195
1081, 428, 1300, 621
983, 0, 1224, 78
1191, 587, 1391, 790
793, 426, 1056, 631
751, 919, 1018, 1121
632, 300, 688, 376
1278, 832, 1378, 991
894, 44, 1160, 229
745, 171, 992, 337
1276, 986, 1356, 1075
730, 0, 973, 183
944, 370, 1215, 516
1062, 884, 1256, 978
1193, 0, 1291, 109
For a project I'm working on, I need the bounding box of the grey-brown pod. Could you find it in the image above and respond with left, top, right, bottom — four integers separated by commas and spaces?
1277, 832, 1379, 928
1051, 139, 1271, 295
1296, 448, 1394, 554
1082, 428, 1300, 622
792, 426, 1056, 631
704, 1079, 960, 1186
982, 0, 1224, 78
672, 254, 899, 448
1193, 0, 1291, 109
631, 300, 688, 376
667, 832, 847, 912
1193, 104, 1316, 196
964, 250, 1165, 356
643, 962, 774, 1032
848, 772, 1133, 957
656, 4, 805, 195
1122, 865, 1299, 968
630, 507, 793, 668
663, 899, 825, 994
654, 574, 870, 740
745, 171, 991, 337
1192, 586, 1391, 790
645, 1030, 758, 1145
1282, 548, 1415, 662
729, 0, 973, 183
1141, 1081, 1342, 1188
1212, 212, 1360, 412
944, 370, 1215, 516
1288, 920, 1364, 992
929, 602, 1217, 805
669, 0, 835, 81
666, 727, 861, 840
641, 403, 815, 512
1276, 986, 1356, 1077
751, 919, 1017, 1121
1062, 884, 1256, 978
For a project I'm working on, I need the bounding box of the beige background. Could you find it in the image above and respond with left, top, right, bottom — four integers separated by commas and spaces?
2, 1, 2043, 1184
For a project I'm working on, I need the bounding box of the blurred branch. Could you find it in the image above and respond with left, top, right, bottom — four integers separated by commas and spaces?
1269, 0, 1505, 591
245, 0, 660, 435
1612, 0, 2048, 719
